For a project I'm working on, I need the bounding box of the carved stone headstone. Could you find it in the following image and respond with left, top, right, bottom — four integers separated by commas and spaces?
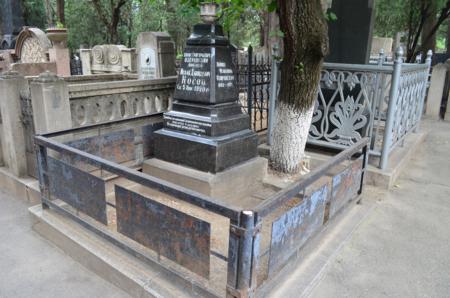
80, 44, 136, 74
426, 61, 449, 119
14, 27, 52, 63
136, 32, 176, 80
153, 19, 258, 173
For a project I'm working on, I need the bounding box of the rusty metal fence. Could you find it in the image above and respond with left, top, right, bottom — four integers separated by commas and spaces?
35, 113, 368, 297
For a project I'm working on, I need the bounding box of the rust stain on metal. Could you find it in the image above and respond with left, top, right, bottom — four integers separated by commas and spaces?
64, 129, 135, 167
48, 157, 107, 224
115, 185, 211, 279
268, 183, 328, 276
329, 158, 363, 218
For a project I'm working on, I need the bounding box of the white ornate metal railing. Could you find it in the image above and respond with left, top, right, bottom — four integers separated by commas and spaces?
68, 77, 176, 127
306, 47, 432, 169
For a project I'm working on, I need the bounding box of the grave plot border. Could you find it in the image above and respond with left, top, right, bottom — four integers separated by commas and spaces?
34, 114, 368, 297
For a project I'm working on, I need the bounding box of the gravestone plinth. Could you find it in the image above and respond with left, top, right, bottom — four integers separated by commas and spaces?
153, 23, 259, 175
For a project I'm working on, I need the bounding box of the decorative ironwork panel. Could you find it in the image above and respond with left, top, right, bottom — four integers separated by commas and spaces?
268, 184, 328, 275
115, 185, 211, 279
310, 70, 378, 147
48, 157, 107, 224
389, 66, 429, 150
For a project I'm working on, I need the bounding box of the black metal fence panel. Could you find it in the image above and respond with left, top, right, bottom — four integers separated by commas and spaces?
238, 45, 271, 132
70, 57, 83, 75
115, 185, 211, 279
48, 157, 108, 224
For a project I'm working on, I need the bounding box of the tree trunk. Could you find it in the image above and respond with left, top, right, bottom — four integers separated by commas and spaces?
260, 11, 282, 58
56, 0, 65, 26
270, 0, 328, 174
421, 0, 437, 55
44, 0, 53, 26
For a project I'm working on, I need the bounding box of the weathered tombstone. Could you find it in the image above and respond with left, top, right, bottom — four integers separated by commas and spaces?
426, 61, 450, 119
136, 32, 176, 80
10, 27, 58, 76
80, 44, 136, 74
144, 4, 266, 200
371, 37, 393, 58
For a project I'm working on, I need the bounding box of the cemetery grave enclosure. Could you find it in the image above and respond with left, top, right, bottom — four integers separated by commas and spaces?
35, 114, 367, 297
31, 5, 369, 297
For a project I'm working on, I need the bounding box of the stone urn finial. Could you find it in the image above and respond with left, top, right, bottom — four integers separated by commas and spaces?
46, 27, 68, 48
200, 2, 219, 24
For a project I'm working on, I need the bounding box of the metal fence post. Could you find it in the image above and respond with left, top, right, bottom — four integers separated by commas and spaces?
247, 45, 253, 128
414, 49, 433, 133
380, 47, 403, 170
377, 48, 385, 66
415, 53, 422, 64
226, 211, 260, 298
267, 44, 279, 145
36, 144, 50, 209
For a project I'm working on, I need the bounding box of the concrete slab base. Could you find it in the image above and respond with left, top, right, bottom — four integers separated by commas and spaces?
143, 157, 268, 201
0, 166, 40, 205
29, 185, 377, 298
365, 132, 427, 189
29, 205, 210, 298
258, 131, 427, 190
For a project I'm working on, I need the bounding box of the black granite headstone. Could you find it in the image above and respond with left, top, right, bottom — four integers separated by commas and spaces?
326, 0, 375, 64
154, 23, 258, 173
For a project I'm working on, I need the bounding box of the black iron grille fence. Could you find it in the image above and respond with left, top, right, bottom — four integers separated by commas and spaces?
70, 57, 83, 75
238, 45, 272, 132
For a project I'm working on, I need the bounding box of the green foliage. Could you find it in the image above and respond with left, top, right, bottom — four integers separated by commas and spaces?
65, 0, 108, 50
181, 0, 273, 33
324, 11, 337, 22
19, 0, 275, 52
21, 0, 48, 29
374, 0, 411, 38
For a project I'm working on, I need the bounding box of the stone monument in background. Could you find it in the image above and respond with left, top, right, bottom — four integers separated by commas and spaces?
136, 32, 176, 80
80, 45, 136, 75
47, 28, 71, 77
143, 3, 266, 200
11, 27, 57, 76
326, 0, 375, 64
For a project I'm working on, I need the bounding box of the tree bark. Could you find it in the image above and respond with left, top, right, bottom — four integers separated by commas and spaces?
421, 0, 437, 54
270, 0, 328, 174
91, 0, 128, 44
56, 0, 65, 26
260, 11, 282, 57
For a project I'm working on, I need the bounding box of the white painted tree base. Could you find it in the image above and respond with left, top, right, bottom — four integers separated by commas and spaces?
270, 101, 314, 174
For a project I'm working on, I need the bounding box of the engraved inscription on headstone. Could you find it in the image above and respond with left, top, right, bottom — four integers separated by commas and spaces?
164, 115, 211, 135
176, 49, 211, 96
216, 61, 234, 88
174, 46, 237, 103
140, 47, 156, 79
